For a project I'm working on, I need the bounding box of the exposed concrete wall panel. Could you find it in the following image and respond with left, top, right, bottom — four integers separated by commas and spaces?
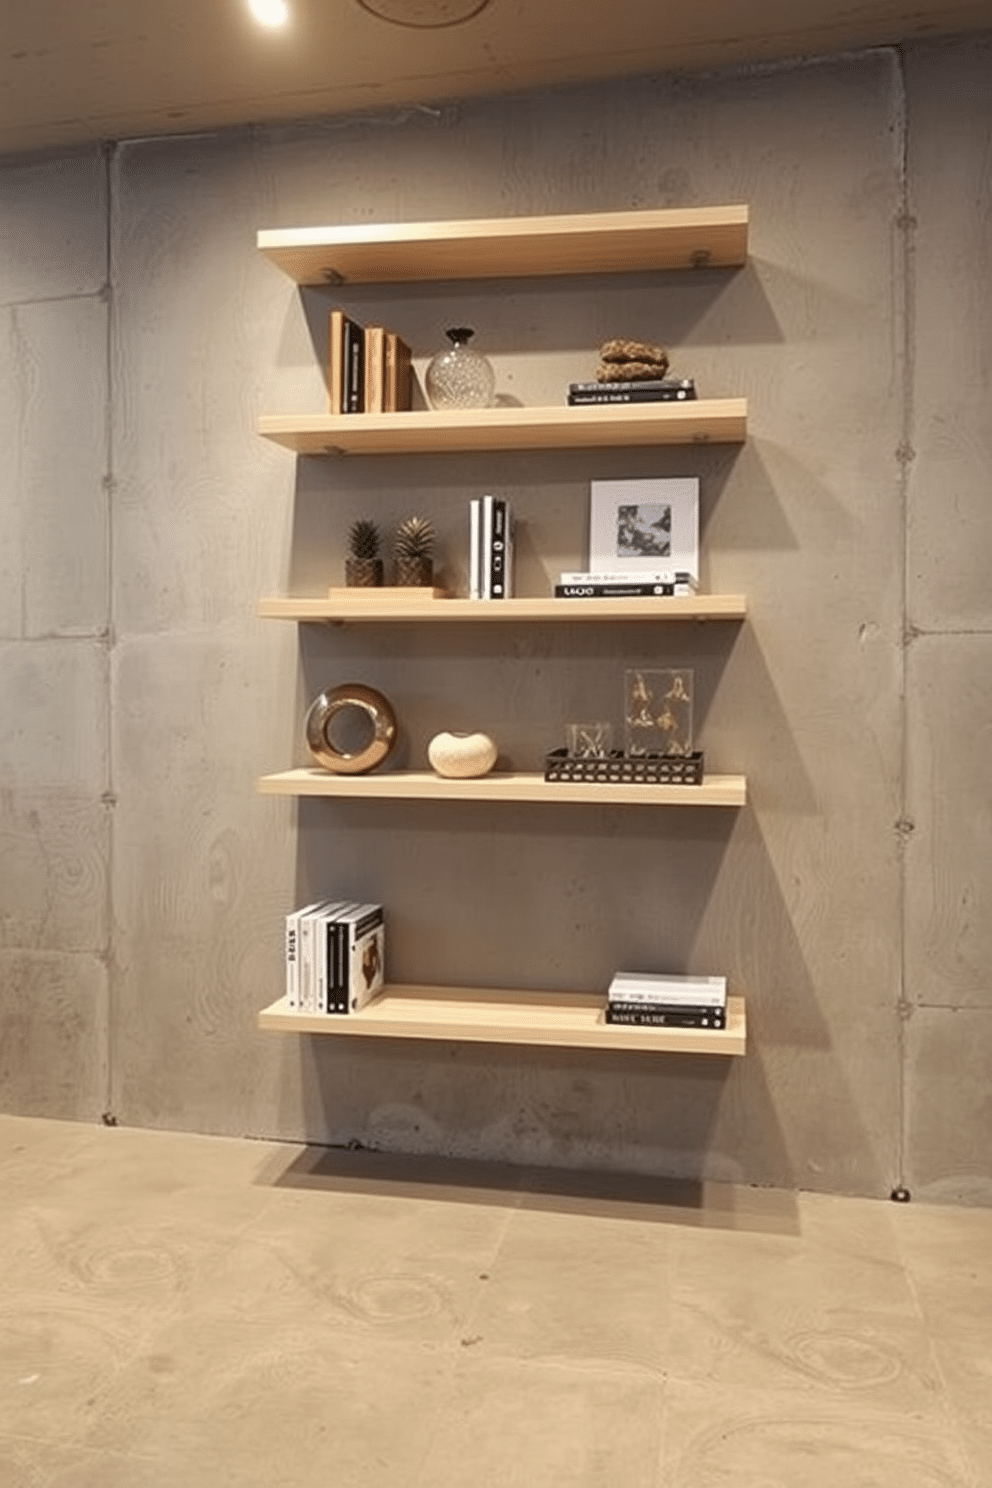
0, 46, 988, 1200
906, 38, 992, 633
0, 298, 109, 639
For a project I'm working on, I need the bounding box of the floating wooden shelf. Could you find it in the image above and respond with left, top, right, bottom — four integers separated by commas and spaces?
258, 594, 747, 623
258, 768, 747, 808
258, 399, 747, 456
257, 205, 749, 286
258, 986, 747, 1056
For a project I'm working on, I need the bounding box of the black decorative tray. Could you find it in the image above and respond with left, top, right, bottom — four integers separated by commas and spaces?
543, 749, 705, 786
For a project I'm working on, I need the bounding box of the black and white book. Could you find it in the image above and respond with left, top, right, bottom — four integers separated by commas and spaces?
606, 1006, 726, 1029
608, 998, 728, 1019
608, 972, 727, 1008
568, 378, 696, 405
328, 310, 365, 415
559, 569, 697, 587
317, 900, 359, 1014
285, 898, 331, 1008
339, 903, 385, 1012
298, 898, 342, 1013
479, 495, 512, 599
555, 581, 694, 598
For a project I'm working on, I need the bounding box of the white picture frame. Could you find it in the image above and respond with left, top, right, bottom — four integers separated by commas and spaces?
588, 477, 699, 579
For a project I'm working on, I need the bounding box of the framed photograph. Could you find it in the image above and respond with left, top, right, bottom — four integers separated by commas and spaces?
588, 477, 699, 579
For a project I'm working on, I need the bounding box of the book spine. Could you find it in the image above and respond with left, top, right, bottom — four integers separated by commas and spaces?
469, 499, 482, 599
481, 495, 493, 599
384, 334, 413, 412
285, 912, 299, 1008
344, 319, 364, 413
606, 1007, 726, 1029
364, 326, 385, 414
328, 310, 345, 414
568, 387, 696, 404
569, 378, 695, 394
609, 984, 726, 1007
555, 583, 691, 598
560, 570, 694, 584
608, 1000, 728, 1019
489, 497, 508, 599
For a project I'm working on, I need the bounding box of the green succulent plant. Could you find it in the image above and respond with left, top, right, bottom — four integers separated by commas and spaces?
394, 515, 435, 563
348, 518, 381, 560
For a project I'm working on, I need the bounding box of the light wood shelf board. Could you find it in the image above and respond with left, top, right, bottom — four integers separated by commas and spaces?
257, 206, 749, 285
258, 399, 747, 455
258, 987, 746, 1056
258, 594, 747, 623
257, 768, 747, 807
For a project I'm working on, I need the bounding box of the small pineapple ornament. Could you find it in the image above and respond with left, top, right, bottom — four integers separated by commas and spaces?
393, 515, 435, 587
345, 518, 383, 587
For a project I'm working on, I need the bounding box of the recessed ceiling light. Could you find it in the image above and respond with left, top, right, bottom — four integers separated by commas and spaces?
355, 0, 492, 28
248, 0, 290, 26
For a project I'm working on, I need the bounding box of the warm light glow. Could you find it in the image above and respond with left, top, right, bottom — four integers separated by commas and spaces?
248, 0, 290, 26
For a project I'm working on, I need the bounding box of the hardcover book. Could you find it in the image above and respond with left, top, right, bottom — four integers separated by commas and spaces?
605, 1006, 727, 1029
608, 972, 727, 1007
329, 310, 365, 415
384, 332, 413, 412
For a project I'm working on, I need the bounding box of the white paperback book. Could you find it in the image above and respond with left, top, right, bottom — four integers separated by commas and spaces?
608, 972, 727, 1007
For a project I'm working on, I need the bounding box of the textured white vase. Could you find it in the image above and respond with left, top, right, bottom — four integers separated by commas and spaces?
427, 730, 497, 778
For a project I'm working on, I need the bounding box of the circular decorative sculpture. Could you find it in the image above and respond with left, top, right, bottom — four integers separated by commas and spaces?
306, 684, 398, 775
427, 730, 497, 779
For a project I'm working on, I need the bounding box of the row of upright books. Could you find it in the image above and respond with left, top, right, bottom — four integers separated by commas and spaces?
285, 899, 385, 1015
468, 495, 515, 599
328, 310, 413, 415
604, 972, 727, 1029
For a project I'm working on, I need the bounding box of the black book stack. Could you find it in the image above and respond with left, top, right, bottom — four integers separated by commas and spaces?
567, 377, 697, 406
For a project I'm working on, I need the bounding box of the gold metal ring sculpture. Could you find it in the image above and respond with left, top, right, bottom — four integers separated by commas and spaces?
305, 684, 397, 775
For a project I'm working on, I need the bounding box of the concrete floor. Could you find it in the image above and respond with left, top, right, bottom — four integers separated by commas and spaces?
0, 1115, 989, 1488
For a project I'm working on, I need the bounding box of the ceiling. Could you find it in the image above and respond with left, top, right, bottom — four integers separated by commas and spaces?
1, 0, 989, 160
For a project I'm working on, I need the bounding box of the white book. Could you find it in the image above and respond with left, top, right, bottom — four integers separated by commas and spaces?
481, 494, 494, 599
609, 972, 727, 1007
560, 569, 697, 587
469, 499, 482, 600
286, 898, 330, 1008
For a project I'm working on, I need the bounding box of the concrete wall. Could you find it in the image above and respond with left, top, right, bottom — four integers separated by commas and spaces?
0, 38, 989, 1202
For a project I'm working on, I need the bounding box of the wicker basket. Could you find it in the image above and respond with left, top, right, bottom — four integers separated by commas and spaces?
543, 748, 704, 786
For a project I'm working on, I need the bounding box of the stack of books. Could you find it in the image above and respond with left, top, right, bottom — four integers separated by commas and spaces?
567, 377, 697, 406
285, 899, 385, 1015
555, 569, 698, 599
328, 310, 413, 414
605, 972, 727, 1029
469, 495, 515, 599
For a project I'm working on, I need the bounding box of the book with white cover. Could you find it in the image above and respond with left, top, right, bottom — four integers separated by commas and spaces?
608, 972, 727, 1007
285, 898, 330, 1008
338, 903, 385, 1012
298, 899, 341, 1013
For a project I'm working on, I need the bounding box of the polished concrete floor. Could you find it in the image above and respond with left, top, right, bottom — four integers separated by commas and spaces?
0, 1115, 989, 1488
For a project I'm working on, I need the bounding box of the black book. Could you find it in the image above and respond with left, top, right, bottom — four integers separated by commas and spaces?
606, 1005, 727, 1029
555, 582, 689, 598
488, 496, 509, 599
344, 318, 364, 413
